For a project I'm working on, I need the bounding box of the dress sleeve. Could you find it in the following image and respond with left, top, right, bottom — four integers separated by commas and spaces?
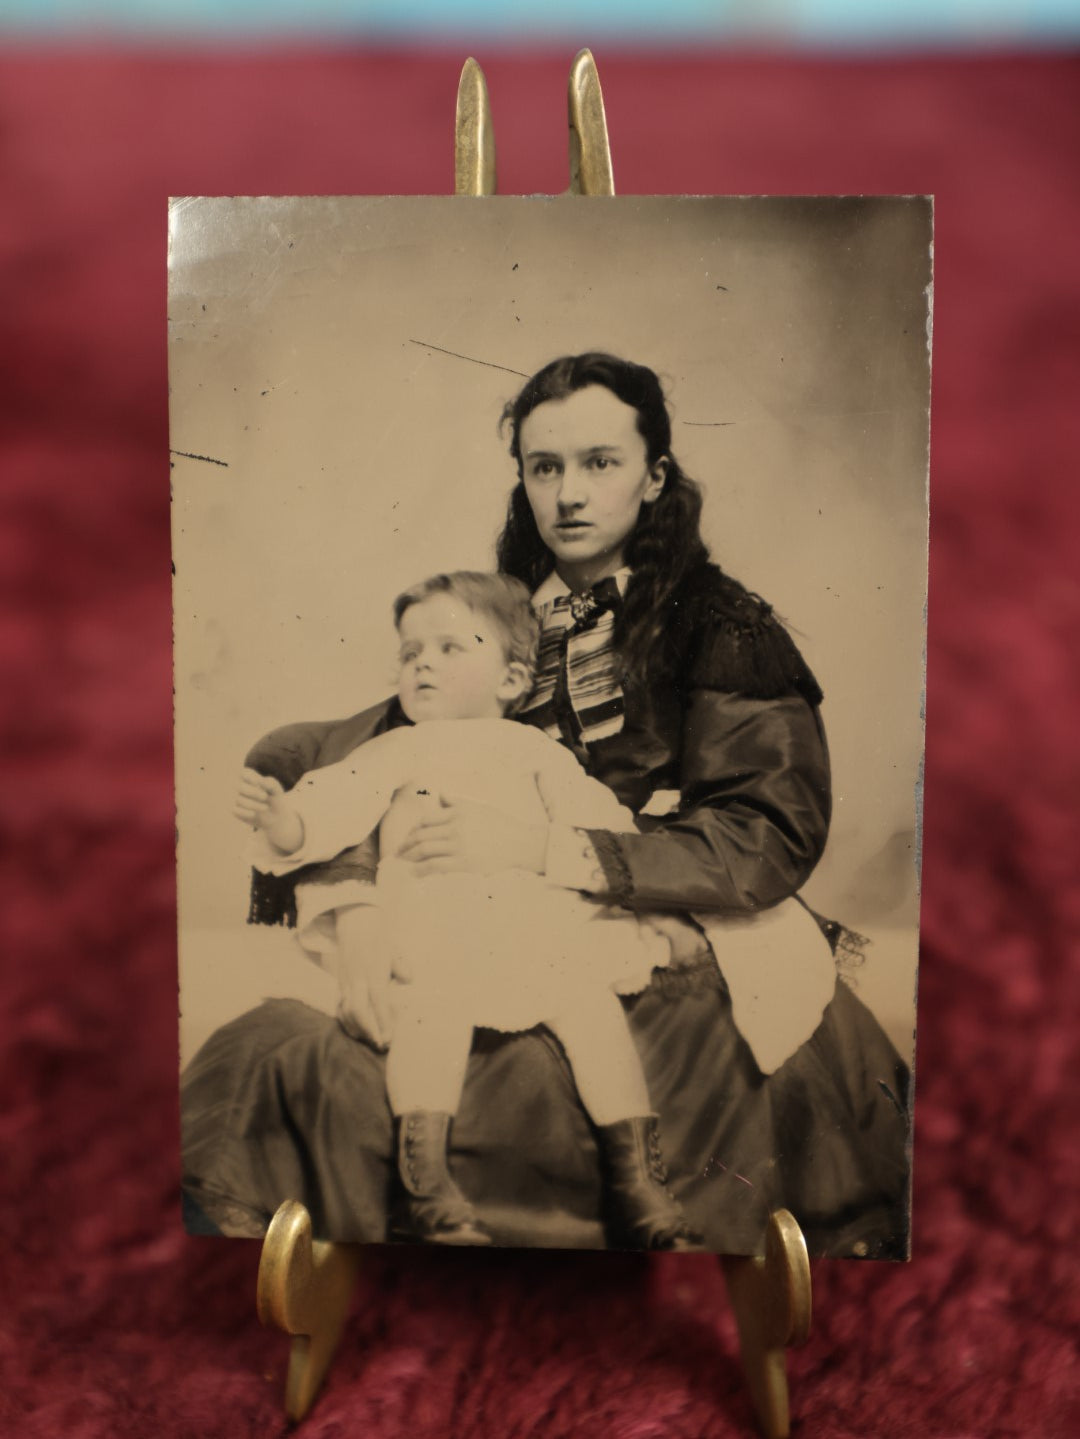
534, 733, 637, 829
252, 731, 410, 875
292, 877, 381, 967
244, 702, 400, 927
534, 736, 636, 892
582, 603, 831, 915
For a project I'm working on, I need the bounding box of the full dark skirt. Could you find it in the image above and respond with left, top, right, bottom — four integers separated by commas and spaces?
180, 961, 910, 1258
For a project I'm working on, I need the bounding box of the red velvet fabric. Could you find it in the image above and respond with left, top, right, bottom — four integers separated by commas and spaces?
1, 48, 1078, 1437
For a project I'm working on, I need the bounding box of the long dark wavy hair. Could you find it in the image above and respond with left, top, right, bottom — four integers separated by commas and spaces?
495, 353, 710, 684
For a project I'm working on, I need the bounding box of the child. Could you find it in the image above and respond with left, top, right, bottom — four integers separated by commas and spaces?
234, 571, 701, 1252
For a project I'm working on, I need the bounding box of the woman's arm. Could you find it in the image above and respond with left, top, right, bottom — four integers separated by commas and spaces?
579, 689, 830, 913
399, 690, 828, 910
550, 583, 832, 916
245, 718, 343, 790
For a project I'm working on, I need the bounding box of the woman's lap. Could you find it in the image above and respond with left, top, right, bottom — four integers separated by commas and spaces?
770, 979, 912, 1257
180, 974, 910, 1257
181, 998, 395, 1240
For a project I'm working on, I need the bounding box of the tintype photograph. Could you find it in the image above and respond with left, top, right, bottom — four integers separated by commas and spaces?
171, 194, 929, 1258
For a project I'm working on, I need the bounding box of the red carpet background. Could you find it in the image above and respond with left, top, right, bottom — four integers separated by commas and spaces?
1, 48, 1078, 1437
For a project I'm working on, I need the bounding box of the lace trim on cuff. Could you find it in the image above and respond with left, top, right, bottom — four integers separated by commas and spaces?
584, 828, 635, 906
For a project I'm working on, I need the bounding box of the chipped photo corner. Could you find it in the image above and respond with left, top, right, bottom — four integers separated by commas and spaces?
171, 195, 929, 1259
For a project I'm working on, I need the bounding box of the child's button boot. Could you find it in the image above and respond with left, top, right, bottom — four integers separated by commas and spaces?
393, 1111, 493, 1246
597, 1115, 704, 1252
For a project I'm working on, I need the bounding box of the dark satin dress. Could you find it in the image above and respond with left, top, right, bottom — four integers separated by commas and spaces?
181, 565, 911, 1258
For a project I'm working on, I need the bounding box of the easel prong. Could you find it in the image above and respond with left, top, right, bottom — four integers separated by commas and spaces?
257, 1200, 362, 1422
455, 57, 497, 196
721, 1209, 812, 1438
568, 48, 615, 196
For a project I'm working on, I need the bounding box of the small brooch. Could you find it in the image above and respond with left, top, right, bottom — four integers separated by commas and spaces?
569, 591, 599, 625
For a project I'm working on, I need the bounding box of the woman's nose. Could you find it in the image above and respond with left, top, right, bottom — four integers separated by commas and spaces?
556, 467, 588, 509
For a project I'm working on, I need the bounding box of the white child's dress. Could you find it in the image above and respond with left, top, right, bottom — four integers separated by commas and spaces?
254, 719, 669, 1033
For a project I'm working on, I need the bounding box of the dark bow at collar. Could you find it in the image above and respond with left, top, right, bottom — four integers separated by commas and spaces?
554, 575, 624, 630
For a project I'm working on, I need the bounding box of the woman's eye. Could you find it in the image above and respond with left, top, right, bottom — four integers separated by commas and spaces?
531, 460, 558, 478
441, 641, 462, 654
588, 455, 612, 471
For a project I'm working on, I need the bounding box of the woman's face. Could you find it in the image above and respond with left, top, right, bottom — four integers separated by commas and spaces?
519, 385, 668, 590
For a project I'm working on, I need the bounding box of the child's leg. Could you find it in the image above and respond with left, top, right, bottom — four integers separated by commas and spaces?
547, 989, 702, 1252
385, 987, 491, 1245
546, 989, 651, 1126
385, 987, 474, 1117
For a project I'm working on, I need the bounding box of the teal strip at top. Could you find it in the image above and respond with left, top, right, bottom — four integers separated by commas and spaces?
2, 0, 1080, 43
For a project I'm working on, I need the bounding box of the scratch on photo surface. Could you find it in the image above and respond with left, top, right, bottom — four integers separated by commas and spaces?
682, 420, 736, 427
702, 1156, 753, 1186
409, 339, 528, 378
877, 1079, 906, 1117
170, 449, 229, 468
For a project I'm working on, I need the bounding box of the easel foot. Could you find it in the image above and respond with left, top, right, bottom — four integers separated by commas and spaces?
721, 1209, 812, 1439
256, 1201, 362, 1422
256, 1203, 811, 1430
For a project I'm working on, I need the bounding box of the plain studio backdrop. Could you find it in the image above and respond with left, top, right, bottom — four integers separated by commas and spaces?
170, 194, 930, 1067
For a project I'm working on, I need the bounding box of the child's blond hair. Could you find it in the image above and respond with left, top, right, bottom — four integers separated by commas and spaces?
392, 571, 539, 715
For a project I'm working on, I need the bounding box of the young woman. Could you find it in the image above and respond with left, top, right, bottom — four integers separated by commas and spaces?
181, 353, 910, 1258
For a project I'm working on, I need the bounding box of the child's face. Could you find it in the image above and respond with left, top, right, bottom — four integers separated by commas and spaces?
397, 593, 525, 723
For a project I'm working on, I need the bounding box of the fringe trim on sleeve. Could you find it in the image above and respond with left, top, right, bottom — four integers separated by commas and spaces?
248, 868, 298, 929
247, 846, 378, 929
710, 611, 824, 705
681, 568, 824, 706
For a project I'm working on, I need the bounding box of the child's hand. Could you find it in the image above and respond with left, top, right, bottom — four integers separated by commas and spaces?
233, 768, 285, 828
232, 768, 303, 853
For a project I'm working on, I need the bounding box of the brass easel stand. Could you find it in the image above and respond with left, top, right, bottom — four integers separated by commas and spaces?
257, 51, 813, 1436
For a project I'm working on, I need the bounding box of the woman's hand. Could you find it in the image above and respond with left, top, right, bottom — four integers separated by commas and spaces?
396, 794, 548, 879
637, 913, 708, 969
335, 904, 395, 1051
